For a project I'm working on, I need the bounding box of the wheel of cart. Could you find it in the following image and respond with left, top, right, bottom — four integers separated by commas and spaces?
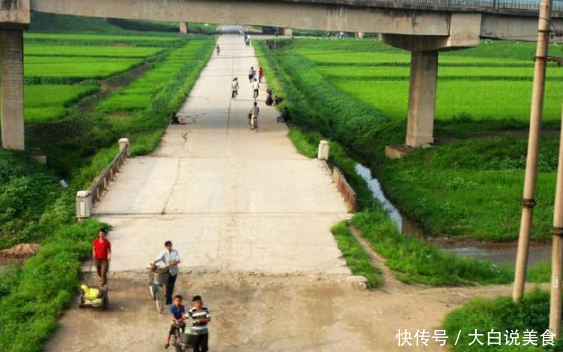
148, 264, 170, 314
79, 261, 109, 310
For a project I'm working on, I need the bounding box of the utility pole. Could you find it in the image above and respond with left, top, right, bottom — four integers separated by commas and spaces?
513, 0, 553, 303
549, 101, 563, 337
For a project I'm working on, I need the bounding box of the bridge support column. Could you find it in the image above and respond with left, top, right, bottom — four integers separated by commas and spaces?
179, 22, 188, 34
1, 29, 25, 151
356, 32, 364, 39
284, 27, 293, 37
406, 51, 438, 148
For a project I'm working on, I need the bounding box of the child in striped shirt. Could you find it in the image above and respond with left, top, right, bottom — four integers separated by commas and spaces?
187, 295, 211, 352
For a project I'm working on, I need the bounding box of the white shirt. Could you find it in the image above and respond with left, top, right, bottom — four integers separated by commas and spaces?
154, 249, 181, 276
231, 81, 239, 90
252, 81, 260, 90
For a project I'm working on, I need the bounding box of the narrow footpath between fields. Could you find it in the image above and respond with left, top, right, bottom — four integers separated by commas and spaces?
45, 29, 524, 352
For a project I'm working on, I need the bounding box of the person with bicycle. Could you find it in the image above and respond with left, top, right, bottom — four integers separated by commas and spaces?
153, 240, 181, 305
165, 295, 187, 349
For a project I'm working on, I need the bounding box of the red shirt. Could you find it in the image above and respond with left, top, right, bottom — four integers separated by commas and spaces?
93, 239, 111, 260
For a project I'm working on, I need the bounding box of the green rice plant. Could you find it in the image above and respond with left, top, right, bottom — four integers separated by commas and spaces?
331, 78, 563, 124
25, 44, 165, 58
25, 33, 181, 44
25, 56, 145, 80
24, 85, 99, 123
97, 40, 208, 112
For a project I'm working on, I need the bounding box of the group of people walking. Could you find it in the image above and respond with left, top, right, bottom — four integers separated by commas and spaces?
92, 230, 211, 352
230, 65, 290, 132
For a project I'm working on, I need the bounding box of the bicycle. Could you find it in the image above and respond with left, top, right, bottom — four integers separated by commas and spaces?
148, 264, 170, 314
172, 323, 195, 352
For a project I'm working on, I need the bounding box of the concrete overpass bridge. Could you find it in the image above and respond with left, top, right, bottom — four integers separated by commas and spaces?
0, 0, 561, 151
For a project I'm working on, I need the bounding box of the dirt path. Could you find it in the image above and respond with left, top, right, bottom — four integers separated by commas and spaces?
44, 28, 524, 352
45, 272, 520, 352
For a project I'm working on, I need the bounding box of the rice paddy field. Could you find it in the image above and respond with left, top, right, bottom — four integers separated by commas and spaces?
16, 33, 177, 122
97, 40, 209, 113
257, 38, 563, 242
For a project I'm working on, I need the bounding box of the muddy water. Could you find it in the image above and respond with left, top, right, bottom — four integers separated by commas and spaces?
355, 164, 551, 266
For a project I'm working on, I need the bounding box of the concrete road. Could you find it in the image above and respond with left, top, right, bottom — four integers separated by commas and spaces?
95, 32, 350, 275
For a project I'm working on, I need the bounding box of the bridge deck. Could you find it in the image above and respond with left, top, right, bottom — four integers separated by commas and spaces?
94, 31, 351, 275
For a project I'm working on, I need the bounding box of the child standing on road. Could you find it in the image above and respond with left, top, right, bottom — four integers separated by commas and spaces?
248, 66, 256, 82
187, 295, 211, 352
231, 78, 239, 99
249, 102, 260, 131
165, 295, 187, 349
252, 79, 260, 99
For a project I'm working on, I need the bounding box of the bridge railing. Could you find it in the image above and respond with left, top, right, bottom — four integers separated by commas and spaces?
361, 0, 563, 15
76, 138, 130, 220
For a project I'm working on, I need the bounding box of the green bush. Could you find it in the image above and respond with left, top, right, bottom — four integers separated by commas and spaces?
0, 220, 103, 352
0, 150, 60, 249
444, 289, 563, 351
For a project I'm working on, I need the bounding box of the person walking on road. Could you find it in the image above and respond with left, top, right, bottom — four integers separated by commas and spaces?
231, 77, 239, 99
216, 45, 220, 55
252, 79, 260, 100
248, 66, 256, 82
258, 67, 264, 82
153, 240, 181, 305
92, 228, 111, 287
249, 102, 260, 131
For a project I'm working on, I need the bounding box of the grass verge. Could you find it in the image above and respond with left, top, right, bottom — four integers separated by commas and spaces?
331, 221, 383, 288
443, 289, 563, 351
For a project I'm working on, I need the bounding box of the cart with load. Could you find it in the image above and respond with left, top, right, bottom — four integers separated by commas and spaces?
79, 263, 109, 310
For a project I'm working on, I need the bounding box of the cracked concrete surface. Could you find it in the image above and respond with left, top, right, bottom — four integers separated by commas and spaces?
94, 31, 351, 275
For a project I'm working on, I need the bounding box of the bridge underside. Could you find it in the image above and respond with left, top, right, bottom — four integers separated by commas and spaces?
0, 0, 557, 151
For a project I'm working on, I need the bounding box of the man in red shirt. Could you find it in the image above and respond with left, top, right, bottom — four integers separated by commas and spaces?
92, 228, 111, 286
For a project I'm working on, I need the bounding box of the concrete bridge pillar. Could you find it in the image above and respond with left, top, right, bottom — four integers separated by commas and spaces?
1, 29, 25, 150
356, 32, 364, 39
179, 22, 188, 34
284, 27, 293, 37
406, 51, 438, 148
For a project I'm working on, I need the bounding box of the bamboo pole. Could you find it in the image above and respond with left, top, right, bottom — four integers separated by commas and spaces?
549, 105, 563, 336
513, 0, 553, 302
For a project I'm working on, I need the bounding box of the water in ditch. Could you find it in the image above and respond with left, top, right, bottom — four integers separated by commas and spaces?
355, 163, 551, 266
